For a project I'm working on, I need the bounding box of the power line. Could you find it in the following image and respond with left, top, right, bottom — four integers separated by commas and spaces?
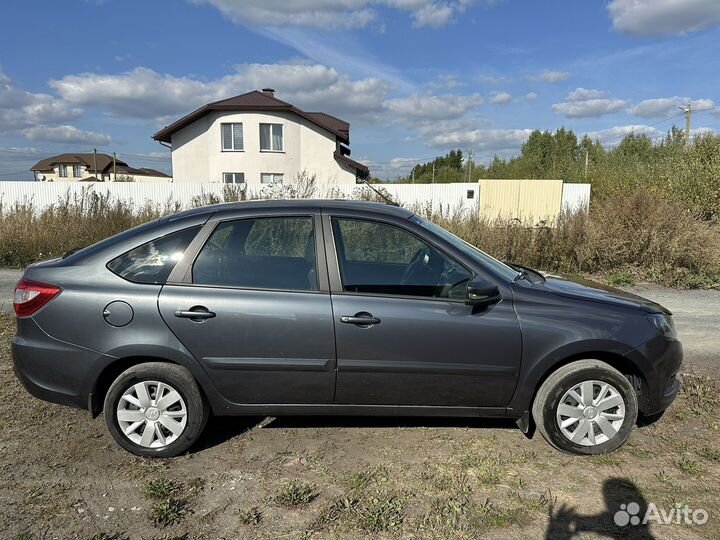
595, 111, 687, 147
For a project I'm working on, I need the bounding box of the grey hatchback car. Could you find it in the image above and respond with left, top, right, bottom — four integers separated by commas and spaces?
12, 200, 682, 457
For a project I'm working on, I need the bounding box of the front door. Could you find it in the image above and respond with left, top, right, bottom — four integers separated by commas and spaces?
327, 215, 521, 408
159, 214, 336, 404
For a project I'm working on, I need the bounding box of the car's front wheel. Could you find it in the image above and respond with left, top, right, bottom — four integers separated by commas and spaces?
104, 362, 209, 457
532, 360, 638, 455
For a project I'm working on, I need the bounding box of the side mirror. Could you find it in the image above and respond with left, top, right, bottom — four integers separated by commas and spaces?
465, 276, 501, 306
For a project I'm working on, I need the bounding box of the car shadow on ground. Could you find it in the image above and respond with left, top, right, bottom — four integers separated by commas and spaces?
193, 415, 520, 452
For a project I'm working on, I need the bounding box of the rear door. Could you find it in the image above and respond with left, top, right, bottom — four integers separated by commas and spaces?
158, 212, 336, 404
325, 213, 522, 408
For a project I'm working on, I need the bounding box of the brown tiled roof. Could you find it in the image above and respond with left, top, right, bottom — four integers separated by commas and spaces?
116, 165, 171, 178
305, 112, 349, 138
152, 90, 351, 144
334, 151, 369, 179
31, 153, 127, 173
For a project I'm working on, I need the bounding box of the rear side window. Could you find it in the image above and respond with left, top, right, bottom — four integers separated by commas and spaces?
107, 226, 201, 284
192, 216, 317, 291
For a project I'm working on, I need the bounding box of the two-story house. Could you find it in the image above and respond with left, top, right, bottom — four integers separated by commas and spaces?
31, 153, 171, 182
152, 88, 369, 185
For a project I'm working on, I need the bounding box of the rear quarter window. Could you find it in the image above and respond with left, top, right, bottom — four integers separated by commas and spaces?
107, 226, 201, 284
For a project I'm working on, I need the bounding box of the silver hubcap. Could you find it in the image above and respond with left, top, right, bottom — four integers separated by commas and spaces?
117, 380, 187, 448
556, 380, 626, 446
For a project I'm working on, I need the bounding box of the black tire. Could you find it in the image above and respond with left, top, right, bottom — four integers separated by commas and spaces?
104, 362, 209, 458
531, 360, 638, 455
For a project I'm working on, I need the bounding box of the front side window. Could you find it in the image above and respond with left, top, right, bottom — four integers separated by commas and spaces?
193, 216, 317, 291
221, 122, 244, 151
223, 172, 245, 184
58, 165, 67, 177
107, 226, 201, 284
260, 173, 283, 184
410, 215, 520, 282
260, 123, 283, 151
332, 218, 472, 300
73, 164, 82, 177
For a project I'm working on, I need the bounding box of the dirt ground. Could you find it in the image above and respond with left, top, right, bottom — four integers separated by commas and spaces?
0, 284, 718, 540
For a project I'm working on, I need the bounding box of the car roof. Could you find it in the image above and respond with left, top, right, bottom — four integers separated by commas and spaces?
162, 199, 415, 223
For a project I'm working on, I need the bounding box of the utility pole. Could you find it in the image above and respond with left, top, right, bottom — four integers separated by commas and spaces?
584, 148, 589, 180
93, 147, 98, 179
411, 167, 415, 184
467, 150, 474, 182
679, 103, 692, 150
432, 162, 435, 183
113, 152, 117, 182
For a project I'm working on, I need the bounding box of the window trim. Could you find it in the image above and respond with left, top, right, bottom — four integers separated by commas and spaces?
221, 122, 244, 152
259, 123, 284, 152
173, 213, 329, 294
324, 214, 474, 304
223, 172, 245, 184
73, 164, 82, 178
105, 225, 203, 285
58, 164, 67, 178
260, 172, 284, 184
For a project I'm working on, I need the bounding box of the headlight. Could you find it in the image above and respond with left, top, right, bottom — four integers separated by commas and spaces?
648, 313, 676, 339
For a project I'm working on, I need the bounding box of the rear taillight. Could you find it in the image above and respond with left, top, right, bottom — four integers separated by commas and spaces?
13, 279, 61, 317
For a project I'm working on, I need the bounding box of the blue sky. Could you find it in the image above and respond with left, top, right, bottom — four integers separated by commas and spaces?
1, 0, 720, 179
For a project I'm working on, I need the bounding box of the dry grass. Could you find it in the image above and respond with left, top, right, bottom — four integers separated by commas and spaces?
427, 190, 720, 288
1, 186, 719, 288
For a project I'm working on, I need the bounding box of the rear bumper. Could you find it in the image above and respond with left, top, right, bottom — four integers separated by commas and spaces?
11, 318, 101, 411
634, 336, 683, 416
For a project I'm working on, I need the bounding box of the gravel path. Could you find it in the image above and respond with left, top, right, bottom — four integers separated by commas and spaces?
1, 268, 716, 374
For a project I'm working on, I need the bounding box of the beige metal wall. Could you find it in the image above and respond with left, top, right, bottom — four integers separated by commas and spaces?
478, 179, 564, 223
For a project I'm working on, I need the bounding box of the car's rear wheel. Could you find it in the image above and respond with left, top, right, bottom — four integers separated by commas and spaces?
532, 360, 638, 455
104, 362, 209, 458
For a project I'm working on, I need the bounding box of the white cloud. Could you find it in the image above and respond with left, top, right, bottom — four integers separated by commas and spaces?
608, 0, 720, 36
524, 92, 538, 101
428, 74, 464, 90
23, 125, 113, 145
631, 96, 715, 118
0, 71, 81, 134
384, 93, 483, 123
583, 125, 660, 147
527, 69, 570, 83
412, 3, 455, 27
51, 64, 392, 121
476, 75, 511, 85
190, 0, 477, 29
553, 88, 627, 118
490, 91, 511, 105
429, 128, 533, 150
566, 87, 606, 101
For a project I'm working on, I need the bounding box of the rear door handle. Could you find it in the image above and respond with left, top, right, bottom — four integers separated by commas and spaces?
174, 307, 216, 321
341, 315, 381, 326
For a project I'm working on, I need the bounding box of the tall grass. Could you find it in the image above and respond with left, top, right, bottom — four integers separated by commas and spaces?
1, 187, 718, 287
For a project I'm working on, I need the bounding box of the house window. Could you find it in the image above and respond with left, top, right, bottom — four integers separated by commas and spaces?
221, 123, 244, 151
58, 165, 67, 178
259, 123, 283, 152
260, 173, 283, 184
73, 165, 83, 177
223, 172, 245, 184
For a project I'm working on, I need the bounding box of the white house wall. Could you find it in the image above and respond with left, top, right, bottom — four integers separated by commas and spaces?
170, 110, 356, 184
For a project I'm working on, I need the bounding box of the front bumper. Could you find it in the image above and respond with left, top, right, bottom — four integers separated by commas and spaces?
633, 335, 683, 416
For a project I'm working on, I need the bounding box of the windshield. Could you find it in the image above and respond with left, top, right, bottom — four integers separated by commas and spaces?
411, 215, 521, 282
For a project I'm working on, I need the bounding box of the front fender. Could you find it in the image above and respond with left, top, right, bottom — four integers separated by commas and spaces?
506, 339, 648, 415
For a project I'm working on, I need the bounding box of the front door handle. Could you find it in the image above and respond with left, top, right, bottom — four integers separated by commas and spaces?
174, 307, 216, 321
341, 314, 381, 326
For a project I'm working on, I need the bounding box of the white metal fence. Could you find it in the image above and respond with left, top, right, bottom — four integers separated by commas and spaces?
0, 181, 590, 220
